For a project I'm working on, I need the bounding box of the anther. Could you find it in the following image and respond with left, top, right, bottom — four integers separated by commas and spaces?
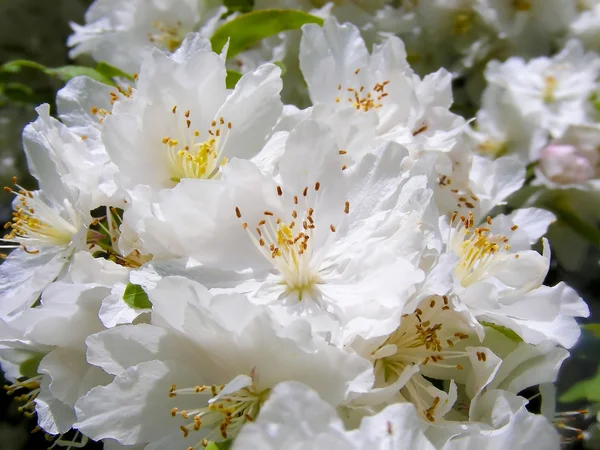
412, 125, 428, 136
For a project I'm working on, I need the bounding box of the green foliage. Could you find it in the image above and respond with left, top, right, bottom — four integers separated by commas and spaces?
590, 91, 600, 120
211, 10, 323, 59
122, 283, 153, 309
0, 60, 135, 105
19, 353, 45, 379
224, 0, 254, 13
3, 60, 110, 85
206, 440, 233, 450
481, 322, 523, 342
273, 60, 287, 75
560, 365, 600, 403
226, 70, 243, 88
94, 61, 136, 81
539, 191, 600, 246
584, 324, 600, 339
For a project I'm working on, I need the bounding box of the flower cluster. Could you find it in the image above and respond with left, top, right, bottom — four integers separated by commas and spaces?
0, 1, 595, 449
470, 37, 600, 271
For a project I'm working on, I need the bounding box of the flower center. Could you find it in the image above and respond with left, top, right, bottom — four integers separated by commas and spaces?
236, 183, 350, 300
87, 206, 152, 268
148, 20, 186, 53
335, 69, 390, 112
373, 296, 472, 422
169, 378, 268, 447
4, 375, 43, 418
543, 75, 558, 103
2, 178, 81, 254
164, 107, 232, 183
477, 139, 507, 157
450, 212, 512, 287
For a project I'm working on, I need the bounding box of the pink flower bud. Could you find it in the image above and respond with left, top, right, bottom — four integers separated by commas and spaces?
539, 144, 596, 184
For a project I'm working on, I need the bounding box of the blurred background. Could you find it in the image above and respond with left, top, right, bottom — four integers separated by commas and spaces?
0, 1, 599, 449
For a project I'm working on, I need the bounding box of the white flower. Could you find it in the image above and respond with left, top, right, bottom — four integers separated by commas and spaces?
431, 154, 525, 220
568, 2, 600, 53
0, 110, 92, 317
233, 381, 437, 450
483, 328, 569, 419
413, 0, 499, 74
74, 276, 372, 448
443, 208, 589, 348
299, 16, 477, 220
68, 0, 226, 73
103, 34, 283, 192
147, 120, 436, 337
467, 85, 548, 161
434, 389, 561, 450
484, 40, 600, 139
0, 277, 114, 436
411, 0, 578, 76
349, 295, 501, 424
65, 250, 146, 328
300, 18, 465, 151
29, 103, 121, 209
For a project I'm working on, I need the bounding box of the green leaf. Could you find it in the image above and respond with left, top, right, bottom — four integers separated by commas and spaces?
46, 66, 115, 85
19, 353, 45, 379
540, 191, 600, 246
1, 59, 117, 87
1, 82, 36, 103
273, 60, 287, 76
525, 161, 537, 183
1, 59, 48, 73
122, 283, 152, 309
205, 440, 233, 450
224, 0, 254, 13
584, 324, 600, 339
591, 92, 600, 119
95, 62, 135, 81
481, 321, 523, 342
560, 365, 600, 403
226, 70, 242, 89
211, 10, 323, 59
